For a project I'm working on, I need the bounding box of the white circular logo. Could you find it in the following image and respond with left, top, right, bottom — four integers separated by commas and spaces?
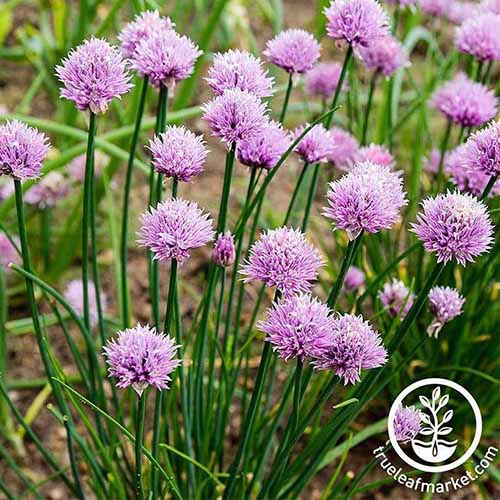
388, 378, 482, 473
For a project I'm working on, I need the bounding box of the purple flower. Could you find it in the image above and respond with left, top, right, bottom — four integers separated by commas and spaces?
431, 73, 497, 128
103, 324, 180, 395
202, 89, 268, 148
119, 10, 174, 60
0, 234, 20, 272
237, 120, 290, 170
138, 198, 214, 265
455, 14, 500, 62
131, 30, 201, 90
148, 126, 207, 183
419, 0, 453, 16
385, 0, 416, 7
328, 127, 359, 168
412, 191, 494, 265
447, 2, 480, 24
359, 35, 409, 77
423, 149, 441, 175
393, 405, 421, 443
427, 286, 465, 338
305, 62, 345, 99
480, 0, 500, 14
293, 124, 334, 164
312, 313, 387, 385
0, 120, 50, 181
65, 279, 108, 328
462, 121, 500, 177
323, 162, 407, 240
344, 266, 365, 292
206, 50, 274, 97
213, 232, 236, 267
24, 172, 69, 208
354, 144, 395, 168
259, 293, 334, 361
56, 38, 132, 114
0, 179, 14, 201
324, 0, 390, 48
264, 29, 321, 74
67, 151, 108, 183
446, 144, 500, 197
240, 227, 323, 298
379, 279, 414, 318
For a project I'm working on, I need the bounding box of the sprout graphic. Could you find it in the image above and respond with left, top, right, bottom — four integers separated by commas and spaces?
411, 386, 458, 463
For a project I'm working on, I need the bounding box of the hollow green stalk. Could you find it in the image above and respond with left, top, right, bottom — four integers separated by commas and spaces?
135, 391, 147, 500
435, 120, 452, 193
81, 112, 97, 331
327, 232, 364, 309
283, 162, 309, 225
40, 208, 51, 271
279, 74, 293, 124
361, 72, 378, 145
13, 180, 85, 500
480, 174, 498, 201
301, 163, 320, 232
120, 77, 149, 329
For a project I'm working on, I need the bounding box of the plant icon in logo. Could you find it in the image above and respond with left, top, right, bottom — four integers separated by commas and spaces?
411, 386, 458, 463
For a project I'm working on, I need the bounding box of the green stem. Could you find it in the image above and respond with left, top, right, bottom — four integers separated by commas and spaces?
135, 392, 147, 500
284, 163, 309, 225
480, 174, 498, 201
301, 163, 320, 232
361, 72, 377, 145
279, 74, 293, 124
327, 233, 364, 309
13, 180, 85, 500
120, 77, 149, 329
40, 208, 50, 271
81, 112, 97, 331
435, 120, 452, 193
324, 45, 353, 129
151, 259, 178, 498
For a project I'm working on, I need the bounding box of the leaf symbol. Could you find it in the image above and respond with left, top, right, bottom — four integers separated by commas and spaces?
438, 427, 453, 435
419, 427, 434, 435
438, 394, 449, 409
432, 386, 441, 402
420, 413, 432, 425
442, 409, 453, 423
419, 395, 431, 408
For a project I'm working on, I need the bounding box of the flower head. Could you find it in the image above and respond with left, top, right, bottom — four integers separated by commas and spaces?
25, 172, 69, 208
379, 279, 414, 318
328, 127, 359, 168
131, 30, 201, 89
446, 143, 500, 197
65, 279, 108, 328
264, 29, 321, 74
206, 50, 274, 97
67, 151, 109, 183
462, 121, 500, 177
202, 89, 268, 147
344, 266, 365, 292
103, 324, 180, 395
419, 0, 453, 16
312, 313, 387, 385
259, 294, 334, 361
354, 144, 395, 168
138, 198, 214, 265
0, 234, 20, 271
412, 191, 493, 265
393, 406, 421, 443
56, 38, 132, 114
293, 124, 334, 164
481, 0, 500, 14
240, 227, 323, 297
237, 120, 290, 170
431, 73, 497, 127
359, 35, 409, 76
0, 120, 50, 181
119, 10, 174, 60
324, 0, 390, 48
323, 162, 407, 239
305, 62, 345, 99
213, 232, 236, 267
148, 126, 207, 183
455, 14, 500, 62
447, 1, 478, 24
427, 286, 465, 338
